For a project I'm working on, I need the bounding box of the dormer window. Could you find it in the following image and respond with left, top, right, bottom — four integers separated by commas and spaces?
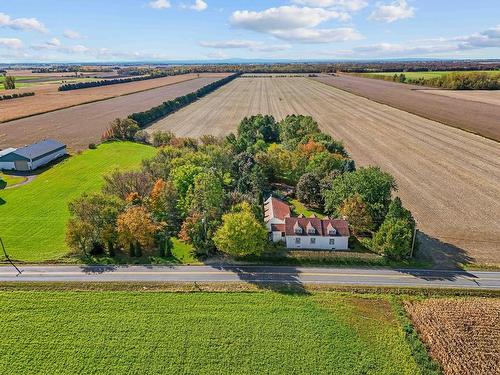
306, 222, 316, 235
327, 223, 336, 236
293, 222, 302, 234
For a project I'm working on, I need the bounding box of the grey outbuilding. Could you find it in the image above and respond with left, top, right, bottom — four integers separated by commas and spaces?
0, 140, 67, 171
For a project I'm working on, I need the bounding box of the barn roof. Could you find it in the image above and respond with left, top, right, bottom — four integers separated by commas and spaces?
11, 140, 66, 161
0, 148, 17, 158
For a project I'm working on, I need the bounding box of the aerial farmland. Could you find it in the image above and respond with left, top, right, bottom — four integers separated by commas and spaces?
1, 1, 500, 373
147, 75, 500, 267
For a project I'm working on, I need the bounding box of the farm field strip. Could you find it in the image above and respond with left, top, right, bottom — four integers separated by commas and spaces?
0, 73, 229, 123
405, 298, 500, 375
147, 77, 500, 266
419, 89, 500, 106
313, 75, 500, 142
0, 76, 227, 152
0, 292, 422, 374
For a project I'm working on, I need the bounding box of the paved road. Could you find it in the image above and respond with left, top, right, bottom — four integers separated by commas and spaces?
1, 265, 499, 290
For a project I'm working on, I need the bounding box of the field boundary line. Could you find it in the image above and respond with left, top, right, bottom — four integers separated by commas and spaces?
309, 77, 500, 144
0, 76, 205, 124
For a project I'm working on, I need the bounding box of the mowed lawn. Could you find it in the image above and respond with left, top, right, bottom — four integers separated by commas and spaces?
0, 142, 155, 262
0, 292, 422, 374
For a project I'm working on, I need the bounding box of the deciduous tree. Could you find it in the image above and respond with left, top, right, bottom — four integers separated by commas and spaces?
339, 193, 373, 235
213, 202, 268, 257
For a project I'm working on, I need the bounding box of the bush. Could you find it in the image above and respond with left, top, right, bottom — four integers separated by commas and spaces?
372, 218, 413, 259
88, 143, 97, 149
0, 92, 34, 101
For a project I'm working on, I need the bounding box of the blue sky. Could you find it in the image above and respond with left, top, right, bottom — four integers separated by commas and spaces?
0, 0, 499, 62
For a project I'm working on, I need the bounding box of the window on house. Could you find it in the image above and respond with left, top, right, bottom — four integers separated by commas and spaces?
307, 228, 315, 235
310, 238, 316, 244
295, 227, 302, 234
329, 239, 335, 245
329, 229, 336, 236
295, 237, 301, 244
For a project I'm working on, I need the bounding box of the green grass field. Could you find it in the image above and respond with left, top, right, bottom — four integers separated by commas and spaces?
0, 75, 101, 90
0, 291, 426, 374
0, 142, 155, 262
0, 173, 25, 189
363, 70, 499, 80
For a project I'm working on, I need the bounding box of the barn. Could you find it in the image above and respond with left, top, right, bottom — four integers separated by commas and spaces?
0, 140, 67, 171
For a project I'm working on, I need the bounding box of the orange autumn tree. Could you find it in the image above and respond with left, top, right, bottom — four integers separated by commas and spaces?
116, 206, 163, 257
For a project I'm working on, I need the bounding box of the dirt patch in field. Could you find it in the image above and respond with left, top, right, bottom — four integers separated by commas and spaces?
0, 76, 228, 152
313, 74, 500, 142
147, 77, 500, 267
0, 73, 228, 122
405, 298, 500, 375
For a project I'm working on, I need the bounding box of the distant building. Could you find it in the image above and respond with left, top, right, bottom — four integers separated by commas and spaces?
0, 140, 67, 171
264, 196, 350, 250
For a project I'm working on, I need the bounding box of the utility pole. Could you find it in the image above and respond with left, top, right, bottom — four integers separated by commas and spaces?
410, 225, 418, 259
0, 237, 22, 275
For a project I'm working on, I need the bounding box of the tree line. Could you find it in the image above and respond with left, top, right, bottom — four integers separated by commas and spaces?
359, 71, 500, 90
69, 114, 416, 261
0, 92, 34, 101
58, 71, 182, 91
127, 73, 242, 127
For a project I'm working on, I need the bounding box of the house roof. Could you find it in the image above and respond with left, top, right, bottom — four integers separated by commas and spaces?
270, 224, 285, 232
10, 140, 66, 161
264, 196, 291, 222
285, 217, 350, 237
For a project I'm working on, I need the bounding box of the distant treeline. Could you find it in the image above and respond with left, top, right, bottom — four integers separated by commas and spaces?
128, 73, 242, 127
359, 72, 500, 90
147, 61, 500, 74
58, 72, 174, 91
33, 66, 114, 73
0, 92, 35, 101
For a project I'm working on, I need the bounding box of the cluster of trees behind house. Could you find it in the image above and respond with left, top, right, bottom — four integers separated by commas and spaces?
359, 71, 500, 90
67, 115, 416, 261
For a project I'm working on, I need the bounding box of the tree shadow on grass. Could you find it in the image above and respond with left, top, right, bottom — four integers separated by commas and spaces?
211, 264, 311, 295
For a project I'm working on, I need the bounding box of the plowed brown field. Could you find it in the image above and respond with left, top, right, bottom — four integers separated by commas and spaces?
0, 73, 229, 122
405, 298, 500, 375
0, 76, 227, 152
313, 74, 500, 142
147, 77, 500, 267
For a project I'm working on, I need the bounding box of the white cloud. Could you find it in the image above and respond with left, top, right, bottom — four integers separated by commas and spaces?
457, 25, 500, 49
200, 39, 292, 51
149, 0, 171, 9
231, 6, 349, 32
369, 0, 414, 23
190, 0, 208, 11
63, 30, 82, 39
0, 12, 48, 33
272, 27, 362, 43
292, 0, 368, 11
0, 38, 23, 49
318, 25, 500, 58
47, 38, 61, 47
230, 5, 358, 43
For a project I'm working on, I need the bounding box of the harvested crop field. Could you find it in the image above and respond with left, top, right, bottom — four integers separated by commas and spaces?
0, 75, 228, 152
0, 73, 228, 122
148, 76, 500, 267
420, 89, 500, 106
405, 298, 500, 375
313, 74, 500, 142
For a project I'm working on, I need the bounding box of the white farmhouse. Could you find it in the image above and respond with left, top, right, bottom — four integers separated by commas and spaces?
264, 196, 350, 250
